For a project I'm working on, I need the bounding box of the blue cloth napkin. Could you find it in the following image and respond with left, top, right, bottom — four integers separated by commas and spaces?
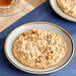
0, 0, 76, 76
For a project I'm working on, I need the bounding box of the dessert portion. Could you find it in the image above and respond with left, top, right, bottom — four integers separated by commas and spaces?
57, 0, 76, 17
13, 29, 67, 69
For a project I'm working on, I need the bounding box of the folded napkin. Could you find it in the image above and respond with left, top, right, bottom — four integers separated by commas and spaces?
0, 0, 76, 76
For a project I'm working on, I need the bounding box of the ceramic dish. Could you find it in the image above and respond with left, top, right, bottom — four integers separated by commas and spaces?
49, 0, 76, 22
4, 22, 74, 74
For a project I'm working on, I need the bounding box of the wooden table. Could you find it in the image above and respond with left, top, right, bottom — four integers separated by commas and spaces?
0, 0, 46, 32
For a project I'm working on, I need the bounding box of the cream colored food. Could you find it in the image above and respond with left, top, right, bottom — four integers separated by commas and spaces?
13, 29, 67, 69
57, 0, 76, 17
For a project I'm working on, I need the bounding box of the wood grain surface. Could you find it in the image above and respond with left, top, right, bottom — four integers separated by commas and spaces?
0, 0, 46, 32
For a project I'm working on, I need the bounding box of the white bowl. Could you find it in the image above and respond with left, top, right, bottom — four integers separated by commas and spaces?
49, 0, 76, 22
4, 22, 74, 74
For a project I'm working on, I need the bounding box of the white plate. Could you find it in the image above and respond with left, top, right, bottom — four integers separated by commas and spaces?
4, 22, 74, 74
49, 0, 76, 22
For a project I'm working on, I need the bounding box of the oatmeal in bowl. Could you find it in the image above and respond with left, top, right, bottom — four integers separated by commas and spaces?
13, 29, 67, 69
57, 0, 76, 17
